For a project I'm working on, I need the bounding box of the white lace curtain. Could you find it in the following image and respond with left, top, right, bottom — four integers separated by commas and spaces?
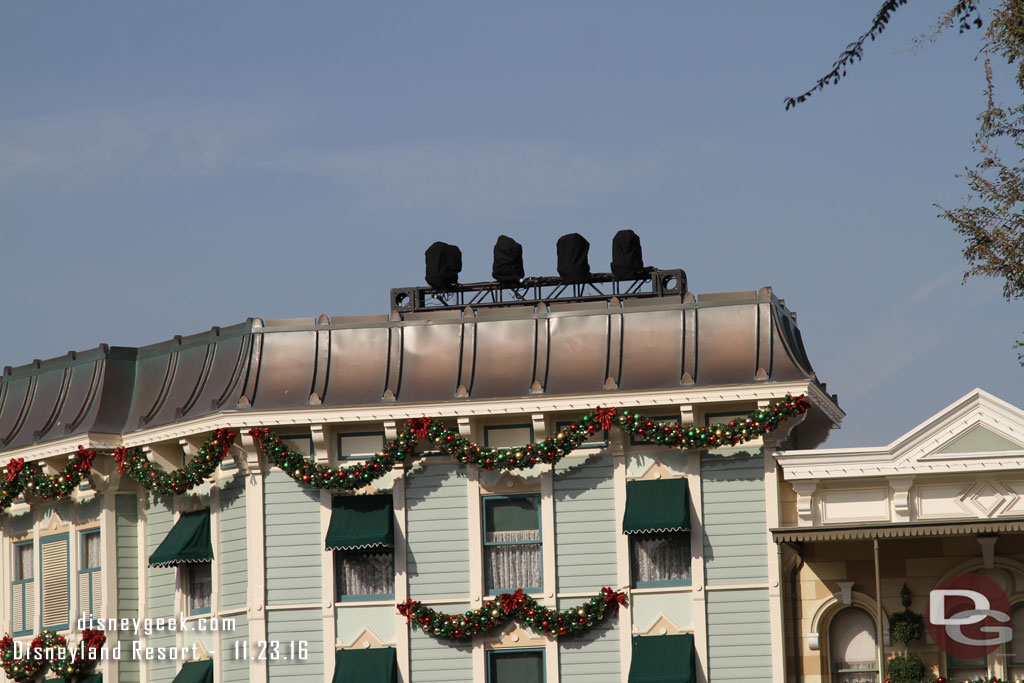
83, 533, 101, 569
632, 534, 689, 583
486, 529, 541, 592
337, 550, 394, 596
191, 564, 213, 611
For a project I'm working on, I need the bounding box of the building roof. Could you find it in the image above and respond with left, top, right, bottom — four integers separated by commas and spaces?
0, 287, 834, 453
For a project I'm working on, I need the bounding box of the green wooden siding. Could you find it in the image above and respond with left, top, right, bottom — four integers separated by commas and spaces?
701, 449, 768, 586
115, 495, 140, 682
409, 606, 473, 682
218, 477, 247, 609
144, 496, 176, 682
406, 463, 469, 599
264, 471, 322, 606
558, 598, 620, 682
221, 613, 249, 683
554, 455, 617, 592
266, 608, 324, 679
77, 496, 101, 523
706, 588, 772, 681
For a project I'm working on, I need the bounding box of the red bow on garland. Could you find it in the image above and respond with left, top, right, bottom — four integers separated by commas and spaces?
76, 446, 96, 470
593, 407, 618, 431
112, 447, 127, 474
5, 459, 24, 483
600, 587, 627, 614
248, 427, 271, 441
499, 589, 527, 615
408, 417, 433, 440
397, 599, 420, 624
81, 629, 106, 651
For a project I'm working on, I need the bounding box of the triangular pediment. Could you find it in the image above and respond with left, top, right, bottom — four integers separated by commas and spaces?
935, 424, 1024, 454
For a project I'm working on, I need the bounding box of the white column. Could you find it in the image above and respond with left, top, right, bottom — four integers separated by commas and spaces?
688, 451, 708, 683
385, 420, 412, 683
763, 447, 786, 683
243, 438, 269, 683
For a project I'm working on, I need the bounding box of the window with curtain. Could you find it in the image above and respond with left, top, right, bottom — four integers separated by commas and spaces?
189, 563, 212, 614
829, 607, 879, 683
78, 530, 101, 619
12, 541, 34, 636
336, 550, 394, 598
487, 649, 544, 683
483, 496, 541, 594
631, 533, 690, 585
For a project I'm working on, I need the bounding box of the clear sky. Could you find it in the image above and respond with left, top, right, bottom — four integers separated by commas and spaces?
1, 2, 1021, 448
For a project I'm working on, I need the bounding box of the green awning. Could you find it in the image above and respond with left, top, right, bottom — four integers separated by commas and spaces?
332, 647, 397, 683
628, 634, 695, 683
149, 510, 213, 567
326, 495, 394, 551
622, 479, 689, 534
171, 660, 213, 683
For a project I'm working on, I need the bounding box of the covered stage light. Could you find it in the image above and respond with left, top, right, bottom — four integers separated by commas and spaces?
491, 235, 524, 284
611, 229, 644, 279
556, 233, 591, 283
424, 241, 462, 290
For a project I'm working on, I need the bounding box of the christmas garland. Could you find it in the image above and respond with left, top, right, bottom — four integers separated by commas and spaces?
397, 587, 627, 641
112, 428, 238, 495
0, 629, 105, 682
0, 396, 807, 508
249, 394, 808, 491
0, 446, 96, 513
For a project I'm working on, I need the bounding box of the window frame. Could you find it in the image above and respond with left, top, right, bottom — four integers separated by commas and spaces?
482, 494, 543, 595
11, 540, 34, 636
187, 562, 213, 616
78, 529, 101, 618
484, 425, 535, 449
337, 431, 387, 463
334, 547, 396, 603
486, 648, 545, 683
629, 531, 692, 589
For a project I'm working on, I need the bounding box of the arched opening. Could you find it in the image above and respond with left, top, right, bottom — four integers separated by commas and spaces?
829, 607, 879, 683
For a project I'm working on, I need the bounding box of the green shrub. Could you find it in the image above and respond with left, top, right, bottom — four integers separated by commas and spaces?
889, 609, 925, 647
886, 653, 929, 683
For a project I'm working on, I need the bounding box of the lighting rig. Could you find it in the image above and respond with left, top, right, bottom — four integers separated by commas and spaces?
390, 231, 687, 313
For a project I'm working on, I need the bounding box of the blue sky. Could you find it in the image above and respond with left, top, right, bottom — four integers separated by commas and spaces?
1, 2, 1021, 448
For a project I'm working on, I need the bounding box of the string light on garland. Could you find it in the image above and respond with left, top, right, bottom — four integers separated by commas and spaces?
0, 629, 105, 682
0, 446, 97, 513
114, 428, 238, 495
250, 395, 809, 491
397, 587, 626, 641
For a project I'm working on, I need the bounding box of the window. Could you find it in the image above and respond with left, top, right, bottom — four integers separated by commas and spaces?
484, 425, 533, 450
327, 495, 395, 601
622, 479, 690, 587
483, 496, 541, 594
147, 509, 215, 616
631, 533, 690, 586
40, 534, 70, 631
11, 541, 34, 636
189, 563, 212, 614
338, 432, 385, 462
78, 530, 102, 619
487, 649, 544, 683
280, 435, 313, 457
829, 608, 878, 683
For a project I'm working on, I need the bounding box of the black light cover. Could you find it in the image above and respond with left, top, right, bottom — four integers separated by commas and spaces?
424, 241, 462, 290
610, 229, 644, 278
492, 235, 525, 284
556, 233, 591, 283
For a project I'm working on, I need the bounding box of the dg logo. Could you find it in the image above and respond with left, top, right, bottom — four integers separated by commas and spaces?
928, 573, 1013, 659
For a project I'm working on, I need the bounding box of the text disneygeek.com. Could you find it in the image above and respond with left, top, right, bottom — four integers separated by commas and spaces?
78, 614, 237, 635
